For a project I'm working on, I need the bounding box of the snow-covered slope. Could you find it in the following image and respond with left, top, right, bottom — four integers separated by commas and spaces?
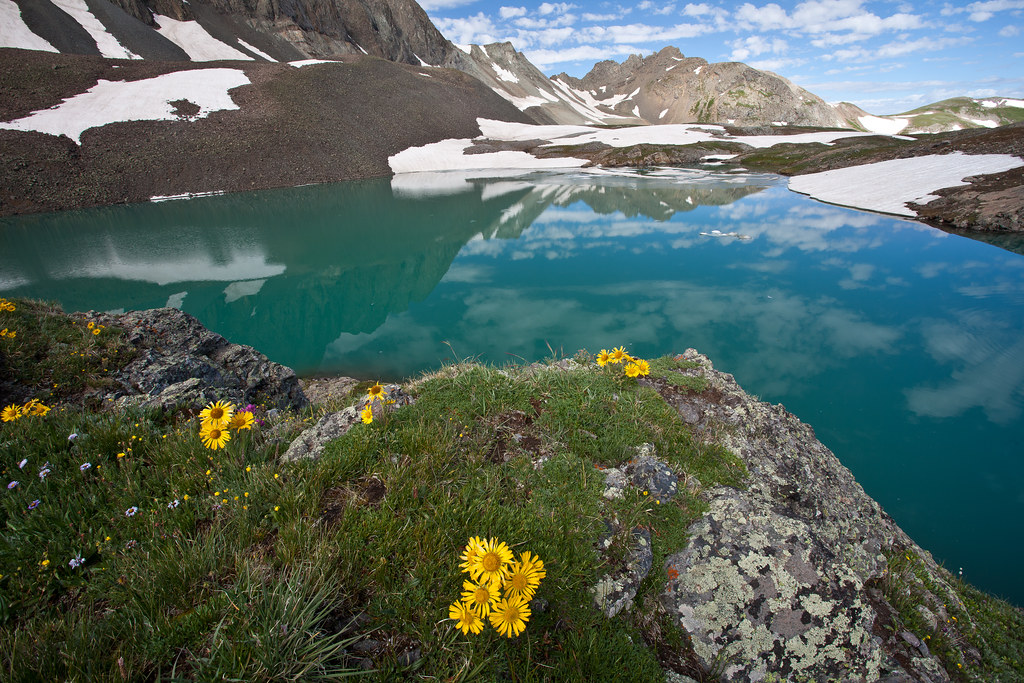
837, 97, 1024, 135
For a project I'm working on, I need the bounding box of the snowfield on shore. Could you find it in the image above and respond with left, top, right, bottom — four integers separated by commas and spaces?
788, 153, 1024, 217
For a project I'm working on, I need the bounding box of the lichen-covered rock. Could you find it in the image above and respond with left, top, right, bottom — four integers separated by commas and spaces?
282, 384, 415, 462
656, 349, 956, 682
593, 525, 653, 618
86, 308, 306, 412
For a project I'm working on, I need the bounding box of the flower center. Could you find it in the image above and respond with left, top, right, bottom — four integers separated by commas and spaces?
474, 587, 489, 604
209, 429, 221, 439
482, 552, 500, 572
210, 407, 224, 419
512, 573, 527, 590
506, 605, 520, 621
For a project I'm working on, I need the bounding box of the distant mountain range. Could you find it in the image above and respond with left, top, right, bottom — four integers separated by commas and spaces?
3, 0, 1022, 133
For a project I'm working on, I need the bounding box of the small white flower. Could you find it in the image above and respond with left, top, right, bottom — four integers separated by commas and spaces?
69, 554, 84, 569
80, 462, 92, 472
167, 499, 180, 509
7, 481, 18, 489
68, 433, 78, 441
18, 459, 27, 469
38, 468, 51, 479
125, 506, 138, 517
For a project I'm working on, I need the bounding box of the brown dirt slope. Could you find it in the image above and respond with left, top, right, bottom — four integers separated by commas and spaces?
0, 48, 533, 216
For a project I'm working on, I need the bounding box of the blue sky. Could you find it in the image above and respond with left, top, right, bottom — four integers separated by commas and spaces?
422, 0, 1024, 114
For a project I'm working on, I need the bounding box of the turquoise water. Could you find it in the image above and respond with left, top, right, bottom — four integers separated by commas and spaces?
2, 168, 1023, 605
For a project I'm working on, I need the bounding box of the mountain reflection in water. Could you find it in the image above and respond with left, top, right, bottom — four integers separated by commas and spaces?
1, 167, 1023, 607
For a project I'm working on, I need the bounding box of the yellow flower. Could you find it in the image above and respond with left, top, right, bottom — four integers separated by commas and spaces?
229, 411, 255, 431
633, 358, 650, 377
461, 579, 500, 617
367, 382, 387, 401
610, 347, 628, 364
596, 350, 611, 367
199, 400, 235, 429
25, 400, 50, 416
0, 328, 15, 339
360, 405, 373, 424
503, 551, 545, 602
87, 322, 95, 329
624, 362, 641, 378
459, 536, 485, 574
2, 404, 22, 422
469, 537, 514, 587
449, 600, 484, 635
200, 424, 231, 450
92, 328, 100, 336
489, 595, 531, 637
41, 559, 50, 567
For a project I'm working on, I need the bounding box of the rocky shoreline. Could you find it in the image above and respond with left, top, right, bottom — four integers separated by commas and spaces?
53, 306, 995, 681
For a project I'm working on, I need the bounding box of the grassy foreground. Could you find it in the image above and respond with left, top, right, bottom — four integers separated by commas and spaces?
2, 298, 1023, 681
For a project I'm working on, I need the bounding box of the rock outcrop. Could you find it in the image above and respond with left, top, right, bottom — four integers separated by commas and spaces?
648, 349, 958, 682
85, 307, 307, 411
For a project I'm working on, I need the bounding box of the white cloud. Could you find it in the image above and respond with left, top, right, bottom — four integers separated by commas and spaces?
730, 34, 789, 61
941, 0, 1024, 21
433, 13, 502, 44
539, 2, 576, 14
499, 5, 527, 19
524, 45, 642, 68
999, 24, 1020, 36
733, 0, 922, 38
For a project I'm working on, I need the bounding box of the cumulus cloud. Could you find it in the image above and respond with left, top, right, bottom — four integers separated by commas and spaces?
432, 13, 502, 45
499, 6, 527, 19
730, 34, 789, 61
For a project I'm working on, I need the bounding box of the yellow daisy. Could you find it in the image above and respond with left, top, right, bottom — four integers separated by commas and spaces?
199, 400, 235, 428
489, 595, 531, 638
624, 362, 641, 378
449, 600, 484, 635
461, 579, 500, 616
596, 350, 611, 367
199, 424, 231, 450
1, 404, 22, 422
459, 536, 485, 574
27, 401, 50, 417
228, 411, 255, 431
610, 347, 628, 364
470, 537, 514, 586
503, 551, 546, 602
367, 382, 387, 401
633, 358, 650, 377
360, 405, 373, 424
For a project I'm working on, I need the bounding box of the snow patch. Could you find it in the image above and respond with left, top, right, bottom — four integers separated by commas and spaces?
857, 115, 907, 135
491, 63, 519, 83
966, 118, 998, 128
666, 64, 677, 71
288, 59, 335, 67
237, 39, 274, 61
627, 87, 640, 98
659, 108, 669, 119
694, 66, 702, 75
0, 68, 250, 143
414, 53, 432, 67
788, 153, 1024, 217
0, 0, 58, 52
388, 138, 588, 173
151, 190, 226, 201
154, 15, 252, 61
52, 0, 137, 59
632, 105, 640, 117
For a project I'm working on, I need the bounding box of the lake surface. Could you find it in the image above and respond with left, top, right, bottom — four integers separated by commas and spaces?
2, 167, 1023, 606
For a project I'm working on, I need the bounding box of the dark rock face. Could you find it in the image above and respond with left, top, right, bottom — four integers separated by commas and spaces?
87, 308, 306, 412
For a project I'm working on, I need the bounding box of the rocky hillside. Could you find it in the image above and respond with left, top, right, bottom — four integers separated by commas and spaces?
6, 0, 469, 66
856, 96, 1024, 135
0, 47, 532, 216
547, 46, 853, 128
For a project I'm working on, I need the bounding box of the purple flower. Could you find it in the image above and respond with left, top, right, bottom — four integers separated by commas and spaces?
28, 499, 40, 510
68, 433, 78, 441
38, 468, 50, 479
18, 459, 27, 469
125, 506, 138, 517
80, 462, 92, 472
69, 554, 84, 569
167, 499, 180, 509
6, 481, 17, 489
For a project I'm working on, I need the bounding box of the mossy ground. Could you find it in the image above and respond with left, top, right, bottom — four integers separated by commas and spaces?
2, 298, 1021, 681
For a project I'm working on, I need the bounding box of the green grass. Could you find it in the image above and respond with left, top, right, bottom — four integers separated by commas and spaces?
1, 299, 748, 680
3, 298, 1022, 681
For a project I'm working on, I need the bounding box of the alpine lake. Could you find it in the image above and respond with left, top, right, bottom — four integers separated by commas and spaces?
2, 166, 1022, 606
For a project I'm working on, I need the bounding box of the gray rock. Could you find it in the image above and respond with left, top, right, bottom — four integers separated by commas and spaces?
624, 447, 678, 503
593, 526, 653, 618
89, 308, 306, 412
656, 349, 957, 683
